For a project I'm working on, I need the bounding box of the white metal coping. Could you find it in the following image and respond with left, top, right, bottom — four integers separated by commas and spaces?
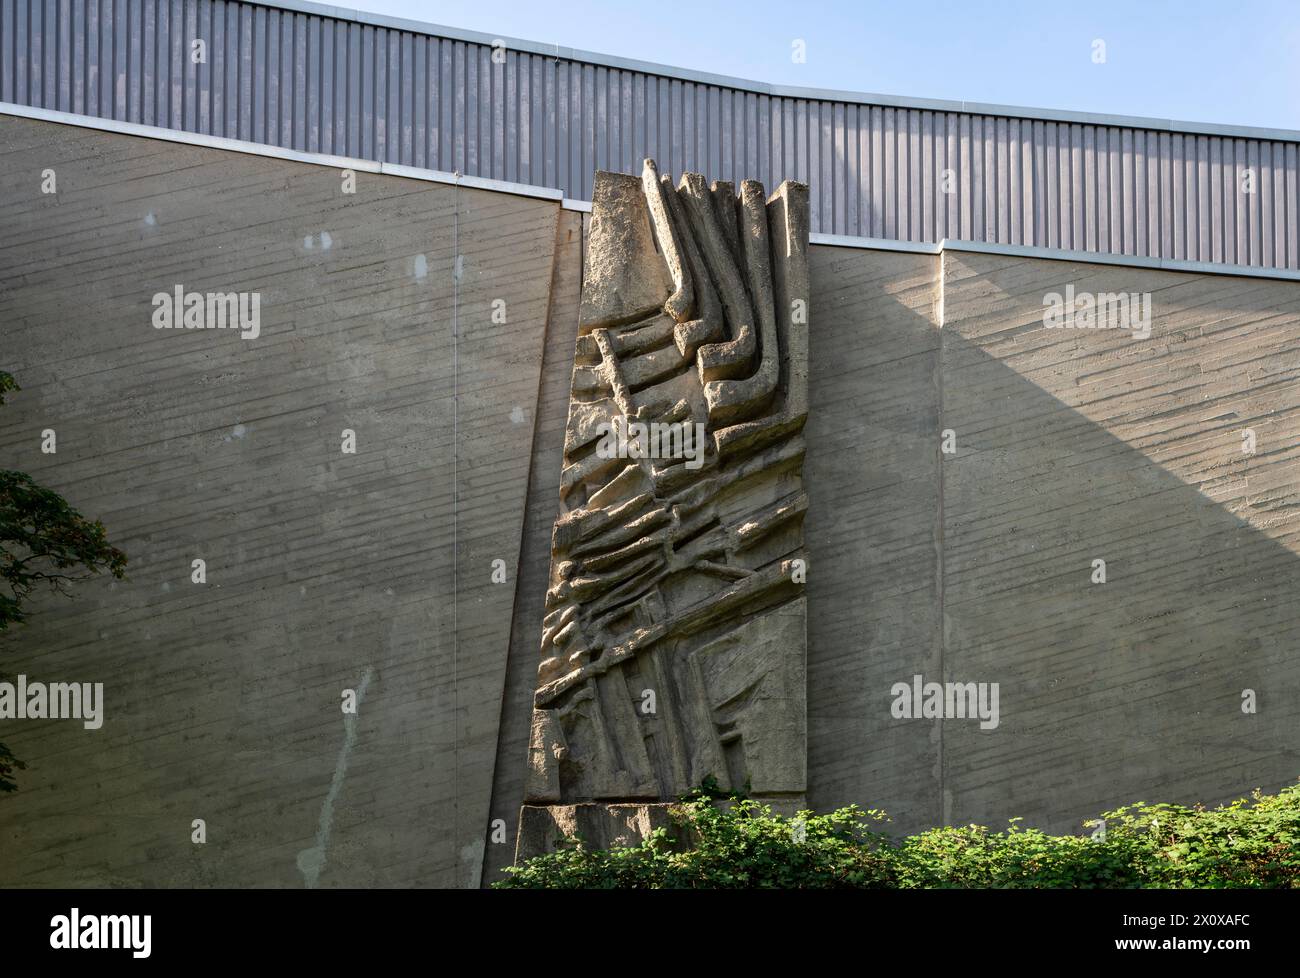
5, 101, 1300, 284
0, 103, 564, 203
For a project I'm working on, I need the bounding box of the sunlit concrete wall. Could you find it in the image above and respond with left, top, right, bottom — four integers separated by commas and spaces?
0, 114, 562, 887
3, 115, 1298, 888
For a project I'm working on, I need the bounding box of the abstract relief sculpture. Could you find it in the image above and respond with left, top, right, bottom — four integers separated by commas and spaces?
516, 160, 810, 858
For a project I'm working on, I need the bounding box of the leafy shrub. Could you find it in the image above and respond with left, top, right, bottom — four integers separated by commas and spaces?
1, 371, 127, 792
496, 781, 1300, 889
0, 741, 26, 795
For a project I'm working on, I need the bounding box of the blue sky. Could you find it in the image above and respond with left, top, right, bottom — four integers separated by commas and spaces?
343, 0, 1300, 130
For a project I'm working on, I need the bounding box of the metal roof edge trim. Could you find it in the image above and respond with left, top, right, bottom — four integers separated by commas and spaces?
0, 102, 567, 203
809, 232, 1300, 282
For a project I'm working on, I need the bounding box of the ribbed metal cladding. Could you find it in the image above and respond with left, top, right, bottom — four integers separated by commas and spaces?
2, 0, 1297, 269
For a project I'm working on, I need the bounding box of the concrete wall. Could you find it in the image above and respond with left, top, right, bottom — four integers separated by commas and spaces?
937, 251, 1300, 830
0, 114, 561, 886
798, 245, 1300, 836
803, 247, 946, 834
3, 114, 1299, 887
481, 237, 1300, 875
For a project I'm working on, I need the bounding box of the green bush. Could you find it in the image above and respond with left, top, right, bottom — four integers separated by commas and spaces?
495, 781, 1300, 889
1, 370, 127, 792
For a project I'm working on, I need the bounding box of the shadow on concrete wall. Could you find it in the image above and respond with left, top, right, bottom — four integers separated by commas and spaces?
806, 247, 1300, 837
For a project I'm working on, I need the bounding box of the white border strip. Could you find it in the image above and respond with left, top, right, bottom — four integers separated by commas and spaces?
809, 233, 1300, 282
0, 102, 565, 204
810, 233, 942, 256
5, 102, 1298, 283
246, 0, 1300, 144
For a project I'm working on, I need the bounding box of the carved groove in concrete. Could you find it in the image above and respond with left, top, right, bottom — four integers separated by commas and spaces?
517, 160, 810, 856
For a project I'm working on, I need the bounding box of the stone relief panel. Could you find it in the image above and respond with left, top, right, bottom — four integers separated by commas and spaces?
517, 160, 811, 854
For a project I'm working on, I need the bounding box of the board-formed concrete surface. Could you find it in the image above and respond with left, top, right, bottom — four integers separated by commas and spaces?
487, 237, 1300, 858
802, 246, 1300, 835
801, 245, 1300, 835
803, 246, 946, 835
4, 114, 1300, 887
484, 208, 583, 883
939, 251, 1300, 832
0, 115, 559, 886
